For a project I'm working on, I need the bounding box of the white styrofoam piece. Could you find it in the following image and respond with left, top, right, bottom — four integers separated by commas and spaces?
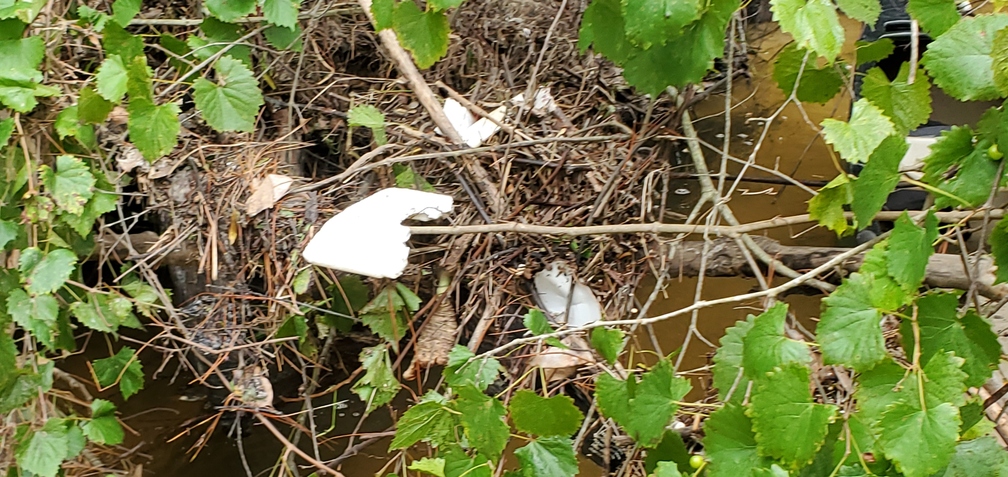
899, 135, 937, 180
436, 98, 507, 148
533, 262, 602, 328
303, 188, 454, 278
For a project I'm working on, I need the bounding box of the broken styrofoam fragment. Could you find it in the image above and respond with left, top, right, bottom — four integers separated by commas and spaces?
436, 98, 505, 148
534, 261, 603, 328
303, 188, 454, 279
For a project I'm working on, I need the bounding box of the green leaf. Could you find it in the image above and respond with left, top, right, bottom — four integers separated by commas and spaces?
193, 56, 263, 133
24, 247, 77, 295
653, 462, 684, 477
835, 0, 880, 25
590, 326, 624, 365
514, 437, 579, 477
741, 303, 810, 378
444, 345, 502, 391
596, 359, 692, 447
264, 24, 303, 51
392, 1, 449, 69
0, 362, 54, 413
443, 446, 493, 477
621, 0, 703, 49
371, 0, 394, 30
428, 0, 464, 11
78, 86, 115, 124
111, 0, 140, 26
808, 174, 853, 235
292, 268, 312, 294
389, 391, 456, 449
15, 425, 69, 477
95, 55, 128, 103
907, 0, 961, 37
772, 43, 843, 104
0, 36, 43, 83
81, 399, 124, 445
853, 358, 905, 426
71, 291, 142, 333
120, 272, 162, 318
359, 284, 413, 343
454, 385, 510, 461
127, 99, 180, 160
748, 365, 837, 468
262, 0, 299, 29
991, 218, 1008, 284
855, 38, 894, 65
712, 315, 755, 402
348, 104, 387, 146
55, 106, 96, 148
92, 347, 144, 400
204, 0, 256, 22
524, 308, 554, 335
922, 14, 1008, 101
851, 135, 907, 228
704, 403, 771, 477
351, 345, 400, 412
878, 402, 959, 477
102, 22, 144, 60
915, 351, 968, 408
887, 211, 938, 290
409, 458, 446, 477
77, 6, 110, 31
7, 290, 59, 347
906, 292, 1001, 387
821, 98, 896, 163
0, 218, 17, 249
508, 390, 584, 437
187, 19, 253, 67
861, 64, 932, 135
578, 0, 632, 63
921, 126, 1000, 208
393, 163, 435, 191
817, 273, 887, 371
41, 155, 95, 216
60, 180, 118, 237
0, 116, 13, 145
644, 432, 693, 475
993, 28, 1008, 96
938, 436, 1008, 477
770, 0, 845, 61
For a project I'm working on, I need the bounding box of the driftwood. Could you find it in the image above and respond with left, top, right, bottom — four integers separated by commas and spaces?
100, 233, 1001, 299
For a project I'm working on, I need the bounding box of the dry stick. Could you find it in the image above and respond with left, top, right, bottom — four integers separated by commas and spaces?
355, 0, 463, 145
254, 412, 348, 477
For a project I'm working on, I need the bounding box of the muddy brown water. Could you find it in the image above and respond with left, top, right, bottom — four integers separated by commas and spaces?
68, 19, 988, 477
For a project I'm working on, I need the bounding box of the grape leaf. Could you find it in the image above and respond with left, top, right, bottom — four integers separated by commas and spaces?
921, 126, 1000, 208
508, 390, 584, 437
851, 135, 907, 228
855, 38, 894, 66
7, 290, 59, 348
514, 437, 579, 477
127, 98, 180, 160
835, 0, 880, 25
351, 345, 400, 412
524, 308, 554, 335
741, 303, 810, 377
994, 28, 1008, 96
772, 42, 844, 103
24, 247, 77, 295
40, 155, 94, 216
887, 211, 938, 290
939, 437, 1008, 477
578, 0, 632, 64
348, 104, 387, 146
187, 19, 253, 66
262, 0, 299, 29
92, 347, 144, 400
443, 446, 493, 477
0, 36, 43, 83
905, 292, 1001, 387
95, 55, 128, 103
389, 391, 456, 449
703, 403, 772, 477
590, 326, 624, 365
907, 0, 960, 37
922, 14, 1008, 101
821, 98, 896, 163
748, 365, 837, 468
428, 0, 464, 11
712, 315, 755, 402
409, 458, 446, 477
853, 358, 905, 427
204, 0, 256, 22
55, 106, 96, 147
0, 116, 13, 145
643, 432, 692, 475
454, 385, 509, 461
770, 0, 845, 61
392, 1, 449, 69
78, 86, 114, 124
102, 22, 144, 60
858, 242, 910, 311
60, 174, 118, 237
70, 291, 142, 334
111, 0, 140, 27
596, 359, 691, 447
817, 273, 888, 372
808, 174, 853, 235
0, 362, 54, 413
193, 56, 263, 132
860, 63, 932, 135
80, 398, 124, 445
653, 462, 684, 477
877, 401, 959, 477
444, 345, 502, 391
991, 218, 1008, 284
359, 284, 415, 344
622, 0, 703, 49
264, 24, 303, 51
371, 0, 394, 30
912, 352, 968, 408
15, 425, 70, 477
0, 218, 17, 249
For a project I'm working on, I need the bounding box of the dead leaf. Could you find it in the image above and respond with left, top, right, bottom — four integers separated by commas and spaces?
246, 174, 294, 216
116, 146, 148, 173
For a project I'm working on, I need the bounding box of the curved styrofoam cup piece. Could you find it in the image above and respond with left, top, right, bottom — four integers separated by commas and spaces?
303, 188, 454, 278
533, 262, 602, 328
